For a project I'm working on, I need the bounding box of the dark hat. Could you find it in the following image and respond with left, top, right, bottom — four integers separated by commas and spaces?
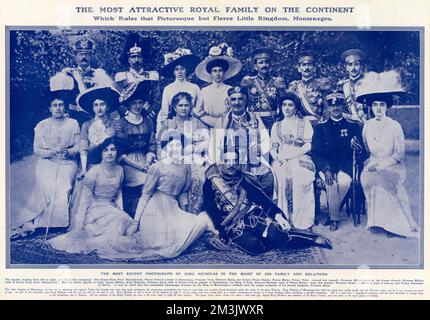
325, 91, 346, 106
77, 86, 120, 114
72, 36, 95, 53
295, 50, 316, 64
341, 49, 366, 62
252, 48, 274, 60
120, 80, 152, 105
46, 90, 74, 107
160, 48, 201, 79
227, 86, 247, 97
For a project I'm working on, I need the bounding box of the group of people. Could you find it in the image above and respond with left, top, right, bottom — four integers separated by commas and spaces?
10, 33, 419, 262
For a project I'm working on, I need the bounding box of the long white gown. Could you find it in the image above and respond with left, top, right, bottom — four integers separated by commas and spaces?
271, 116, 316, 230
361, 117, 419, 238
12, 117, 80, 230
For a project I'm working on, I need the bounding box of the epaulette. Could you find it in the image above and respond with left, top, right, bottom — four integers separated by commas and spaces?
240, 75, 254, 86
337, 79, 348, 86
345, 118, 358, 124
114, 71, 127, 82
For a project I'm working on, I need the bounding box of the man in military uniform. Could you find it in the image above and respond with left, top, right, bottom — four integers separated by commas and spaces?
311, 92, 365, 231
203, 150, 332, 255
211, 86, 274, 198
240, 48, 286, 131
61, 36, 113, 93
337, 49, 367, 124
288, 51, 332, 123
56, 36, 114, 124
114, 33, 160, 124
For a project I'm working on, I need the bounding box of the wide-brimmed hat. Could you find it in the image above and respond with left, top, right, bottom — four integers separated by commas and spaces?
160, 48, 200, 78
119, 80, 152, 105
77, 86, 120, 114
341, 49, 366, 63
356, 71, 405, 106
195, 43, 242, 83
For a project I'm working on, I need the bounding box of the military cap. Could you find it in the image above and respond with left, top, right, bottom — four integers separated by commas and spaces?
227, 86, 247, 97
325, 91, 346, 106
341, 49, 366, 63
72, 36, 96, 53
295, 50, 316, 64
252, 48, 274, 60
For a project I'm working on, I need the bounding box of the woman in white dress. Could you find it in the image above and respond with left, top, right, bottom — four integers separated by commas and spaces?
270, 92, 316, 231
48, 137, 133, 254
11, 89, 80, 238
356, 71, 419, 238
157, 48, 202, 132
194, 43, 242, 128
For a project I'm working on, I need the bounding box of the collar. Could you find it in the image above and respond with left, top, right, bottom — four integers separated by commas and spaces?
257, 73, 271, 81
330, 116, 344, 123
78, 66, 92, 74
301, 76, 314, 84
174, 78, 188, 85
130, 67, 144, 74
125, 113, 144, 125
349, 74, 363, 83
232, 111, 247, 120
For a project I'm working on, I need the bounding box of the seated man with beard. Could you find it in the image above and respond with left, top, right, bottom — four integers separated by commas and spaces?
203, 150, 333, 255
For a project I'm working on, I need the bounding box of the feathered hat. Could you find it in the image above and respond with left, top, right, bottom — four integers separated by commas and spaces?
356, 71, 405, 107
160, 48, 200, 78
195, 43, 242, 83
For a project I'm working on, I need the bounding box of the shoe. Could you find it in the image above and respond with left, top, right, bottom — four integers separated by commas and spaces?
321, 216, 331, 226
314, 236, 333, 250
330, 221, 339, 232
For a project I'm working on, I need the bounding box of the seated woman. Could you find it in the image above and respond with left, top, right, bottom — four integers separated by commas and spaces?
48, 137, 133, 254
193, 43, 242, 128
270, 92, 316, 231
122, 131, 219, 260
356, 71, 419, 238
157, 92, 211, 213
11, 87, 80, 238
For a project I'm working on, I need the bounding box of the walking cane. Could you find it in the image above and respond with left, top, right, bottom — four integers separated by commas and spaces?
352, 146, 357, 226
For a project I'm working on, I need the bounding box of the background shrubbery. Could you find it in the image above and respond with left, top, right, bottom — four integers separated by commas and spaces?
9, 29, 421, 161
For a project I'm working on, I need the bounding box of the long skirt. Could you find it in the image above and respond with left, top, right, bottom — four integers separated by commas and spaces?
48, 200, 133, 254
84, 191, 210, 261
272, 156, 315, 230
361, 163, 418, 238
13, 159, 77, 229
